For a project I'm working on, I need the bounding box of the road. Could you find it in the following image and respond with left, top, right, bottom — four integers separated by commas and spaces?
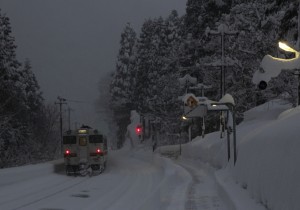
0, 148, 229, 210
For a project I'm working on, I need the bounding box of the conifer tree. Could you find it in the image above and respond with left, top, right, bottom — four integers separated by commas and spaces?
0, 10, 57, 166
134, 18, 158, 113
0, 10, 23, 155
110, 23, 137, 146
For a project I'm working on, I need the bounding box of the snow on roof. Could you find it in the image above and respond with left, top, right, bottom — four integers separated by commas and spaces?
181, 93, 199, 104
219, 94, 235, 105
178, 74, 197, 86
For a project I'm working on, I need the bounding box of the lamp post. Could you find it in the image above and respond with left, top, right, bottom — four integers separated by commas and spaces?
207, 23, 238, 97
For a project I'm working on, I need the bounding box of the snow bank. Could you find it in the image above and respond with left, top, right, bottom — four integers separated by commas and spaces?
124, 110, 141, 149
156, 133, 227, 169
215, 168, 266, 210
158, 99, 299, 210
180, 133, 227, 169
234, 102, 300, 210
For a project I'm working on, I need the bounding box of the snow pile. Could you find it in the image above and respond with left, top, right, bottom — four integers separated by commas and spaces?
124, 110, 141, 149
234, 101, 300, 210
180, 133, 227, 169
158, 99, 299, 210
219, 93, 235, 105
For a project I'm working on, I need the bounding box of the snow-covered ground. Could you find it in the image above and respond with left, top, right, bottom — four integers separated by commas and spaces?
159, 99, 299, 210
0, 147, 191, 210
0, 99, 299, 210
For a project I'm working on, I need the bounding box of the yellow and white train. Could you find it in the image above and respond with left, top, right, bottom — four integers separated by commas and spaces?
63, 125, 108, 176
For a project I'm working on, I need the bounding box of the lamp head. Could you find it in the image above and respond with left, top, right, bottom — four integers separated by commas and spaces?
182, 116, 188, 120
278, 42, 297, 53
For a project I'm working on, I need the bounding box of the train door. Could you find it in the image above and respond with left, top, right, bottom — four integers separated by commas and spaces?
78, 135, 89, 165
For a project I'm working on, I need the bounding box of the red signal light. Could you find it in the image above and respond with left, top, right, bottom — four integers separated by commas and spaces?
135, 125, 142, 135
96, 148, 101, 154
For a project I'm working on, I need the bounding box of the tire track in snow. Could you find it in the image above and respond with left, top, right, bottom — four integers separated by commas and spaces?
176, 159, 228, 210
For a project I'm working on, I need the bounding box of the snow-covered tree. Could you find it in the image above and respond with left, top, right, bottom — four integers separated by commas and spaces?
0, 10, 23, 154
134, 18, 163, 113
110, 23, 137, 108
0, 10, 59, 167
110, 23, 137, 147
108, 0, 300, 147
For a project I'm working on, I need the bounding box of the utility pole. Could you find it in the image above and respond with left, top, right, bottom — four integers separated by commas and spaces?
297, 2, 300, 105
207, 23, 238, 97
55, 96, 67, 155
298, 1, 300, 50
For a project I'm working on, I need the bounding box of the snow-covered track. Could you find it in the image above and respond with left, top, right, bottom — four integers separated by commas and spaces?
7, 177, 90, 210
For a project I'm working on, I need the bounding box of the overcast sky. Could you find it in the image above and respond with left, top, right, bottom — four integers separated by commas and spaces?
0, 0, 186, 132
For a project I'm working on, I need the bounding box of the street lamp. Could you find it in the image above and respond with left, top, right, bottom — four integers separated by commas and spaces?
253, 41, 300, 105
182, 115, 188, 120
279, 41, 299, 57
206, 23, 238, 98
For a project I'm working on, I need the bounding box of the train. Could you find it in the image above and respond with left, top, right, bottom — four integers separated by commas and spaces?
63, 125, 108, 176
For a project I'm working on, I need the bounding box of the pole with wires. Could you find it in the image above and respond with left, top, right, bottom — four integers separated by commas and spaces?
55, 96, 67, 155
207, 23, 238, 98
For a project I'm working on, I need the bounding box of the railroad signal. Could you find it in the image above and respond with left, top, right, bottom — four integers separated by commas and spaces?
135, 125, 143, 136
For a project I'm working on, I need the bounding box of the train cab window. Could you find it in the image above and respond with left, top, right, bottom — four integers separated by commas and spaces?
89, 135, 103, 143
79, 137, 87, 146
63, 136, 76, 144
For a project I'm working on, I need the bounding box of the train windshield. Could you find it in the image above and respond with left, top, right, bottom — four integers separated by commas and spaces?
89, 135, 103, 143
63, 136, 76, 144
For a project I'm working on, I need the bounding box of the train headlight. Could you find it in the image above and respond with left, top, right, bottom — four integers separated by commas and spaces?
78, 129, 87, 134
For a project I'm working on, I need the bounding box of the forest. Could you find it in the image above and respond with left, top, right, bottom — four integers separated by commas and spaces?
0, 9, 60, 167
1, 0, 299, 166
110, 0, 300, 147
